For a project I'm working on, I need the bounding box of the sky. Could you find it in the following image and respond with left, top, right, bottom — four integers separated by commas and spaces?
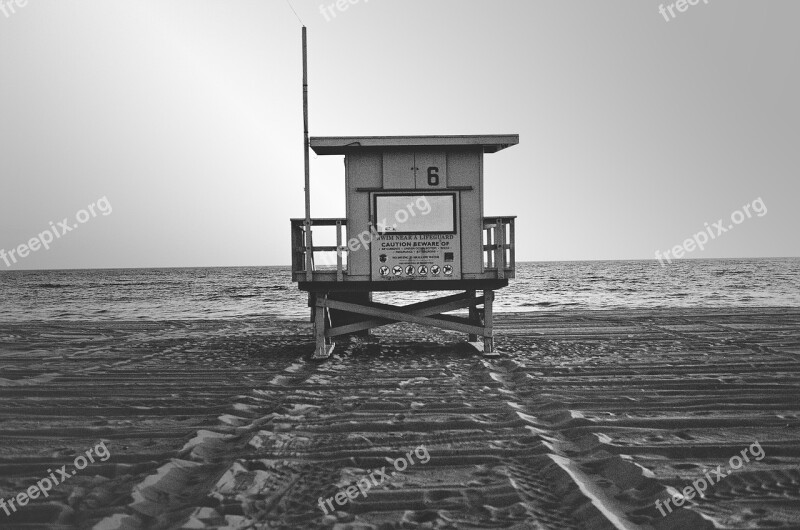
0, 0, 798, 270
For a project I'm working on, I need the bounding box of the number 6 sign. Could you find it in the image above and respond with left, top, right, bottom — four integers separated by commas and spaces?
427, 167, 440, 186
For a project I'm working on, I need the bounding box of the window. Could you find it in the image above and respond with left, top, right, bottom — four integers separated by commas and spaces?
374, 194, 455, 234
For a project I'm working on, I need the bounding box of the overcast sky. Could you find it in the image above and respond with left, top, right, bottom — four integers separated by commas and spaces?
1, 0, 798, 269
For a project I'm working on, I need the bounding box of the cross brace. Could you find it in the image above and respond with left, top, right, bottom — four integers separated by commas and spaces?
311, 290, 495, 359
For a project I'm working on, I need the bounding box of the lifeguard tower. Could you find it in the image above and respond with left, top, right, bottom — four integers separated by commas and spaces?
290, 28, 517, 359
291, 135, 518, 358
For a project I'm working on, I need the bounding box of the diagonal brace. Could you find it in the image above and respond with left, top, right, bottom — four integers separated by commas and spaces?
325, 298, 487, 337
326, 295, 484, 337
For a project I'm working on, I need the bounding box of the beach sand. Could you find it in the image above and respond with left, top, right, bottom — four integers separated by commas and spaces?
0, 308, 798, 529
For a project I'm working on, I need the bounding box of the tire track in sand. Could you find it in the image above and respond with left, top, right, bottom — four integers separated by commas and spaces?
161, 330, 617, 529
91, 353, 325, 530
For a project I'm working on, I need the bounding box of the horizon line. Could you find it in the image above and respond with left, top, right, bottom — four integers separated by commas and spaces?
1, 256, 798, 274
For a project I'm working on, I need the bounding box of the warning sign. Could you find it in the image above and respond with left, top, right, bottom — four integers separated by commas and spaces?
371, 233, 461, 281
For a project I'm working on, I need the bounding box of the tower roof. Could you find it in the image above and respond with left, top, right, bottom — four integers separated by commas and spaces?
310, 135, 519, 155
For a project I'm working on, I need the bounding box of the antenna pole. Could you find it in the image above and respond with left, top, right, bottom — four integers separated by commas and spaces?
302, 27, 313, 280
302, 26, 311, 223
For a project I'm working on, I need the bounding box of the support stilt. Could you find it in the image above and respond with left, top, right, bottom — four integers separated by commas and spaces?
312, 294, 335, 360
467, 289, 478, 342
483, 290, 498, 357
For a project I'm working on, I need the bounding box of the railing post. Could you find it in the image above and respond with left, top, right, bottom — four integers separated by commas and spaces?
486, 225, 494, 270
336, 220, 344, 282
291, 221, 301, 278
509, 218, 515, 276
495, 219, 505, 280
304, 220, 313, 282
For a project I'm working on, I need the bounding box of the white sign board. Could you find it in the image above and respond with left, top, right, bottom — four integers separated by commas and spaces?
371, 233, 461, 281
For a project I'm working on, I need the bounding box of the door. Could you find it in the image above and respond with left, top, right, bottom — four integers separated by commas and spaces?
382, 151, 415, 189
382, 151, 448, 189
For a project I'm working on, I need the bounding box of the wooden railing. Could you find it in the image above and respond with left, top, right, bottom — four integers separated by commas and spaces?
291, 218, 348, 282
483, 217, 516, 279
292, 216, 516, 282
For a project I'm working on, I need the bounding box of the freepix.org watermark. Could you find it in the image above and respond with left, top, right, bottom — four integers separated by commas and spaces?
315, 196, 431, 267
659, 0, 709, 22
319, 0, 370, 22
0, 0, 28, 19
1, 441, 111, 517
655, 197, 767, 266
318, 444, 430, 514
655, 441, 765, 516
0, 197, 113, 268
354, 195, 432, 251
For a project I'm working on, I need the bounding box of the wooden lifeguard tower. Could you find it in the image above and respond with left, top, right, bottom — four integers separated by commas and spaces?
290, 29, 518, 359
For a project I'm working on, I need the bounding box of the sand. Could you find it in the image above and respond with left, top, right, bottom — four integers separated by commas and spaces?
0, 308, 798, 529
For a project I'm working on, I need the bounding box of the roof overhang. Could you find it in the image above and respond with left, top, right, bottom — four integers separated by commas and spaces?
310, 135, 519, 155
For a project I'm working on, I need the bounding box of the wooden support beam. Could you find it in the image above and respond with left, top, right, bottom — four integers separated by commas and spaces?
325, 292, 481, 337
483, 290, 495, 355
333, 291, 473, 317
326, 295, 484, 337
312, 294, 335, 360
467, 289, 478, 341
325, 298, 486, 337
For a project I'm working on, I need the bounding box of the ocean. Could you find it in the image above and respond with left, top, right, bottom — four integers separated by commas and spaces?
0, 258, 798, 322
